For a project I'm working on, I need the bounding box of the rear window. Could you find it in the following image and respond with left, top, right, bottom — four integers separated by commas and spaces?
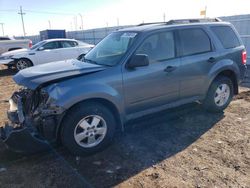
211, 26, 240, 49
0, 37, 11, 40
178, 28, 211, 56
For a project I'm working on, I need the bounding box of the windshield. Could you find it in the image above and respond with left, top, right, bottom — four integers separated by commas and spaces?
84, 32, 137, 66
31, 41, 46, 50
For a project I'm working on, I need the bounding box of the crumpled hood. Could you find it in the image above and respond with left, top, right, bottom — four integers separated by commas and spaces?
2, 49, 29, 56
13, 59, 106, 89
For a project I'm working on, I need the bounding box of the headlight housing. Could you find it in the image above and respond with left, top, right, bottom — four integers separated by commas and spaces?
0, 55, 13, 60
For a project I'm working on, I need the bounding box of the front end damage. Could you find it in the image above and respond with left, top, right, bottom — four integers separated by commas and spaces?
0, 88, 64, 153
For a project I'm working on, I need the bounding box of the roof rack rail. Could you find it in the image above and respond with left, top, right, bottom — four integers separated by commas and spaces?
137, 22, 167, 26
137, 18, 221, 27
166, 18, 222, 25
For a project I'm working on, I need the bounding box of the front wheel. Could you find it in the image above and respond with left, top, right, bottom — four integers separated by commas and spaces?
61, 102, 116, 155
203, 76, 234, 113
15, 59, 33, 71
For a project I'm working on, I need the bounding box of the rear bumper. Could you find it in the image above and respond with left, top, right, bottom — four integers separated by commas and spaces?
238, 64, 248, 83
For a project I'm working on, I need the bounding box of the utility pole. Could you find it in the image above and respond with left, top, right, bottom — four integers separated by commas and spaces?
163, 13, 166, 22
0, 23, 4, 36
18, 6, 26, 36
79, 13, 83, 30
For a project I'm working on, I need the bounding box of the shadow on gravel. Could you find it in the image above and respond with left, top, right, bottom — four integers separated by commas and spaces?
0, 68, 16, 77
58, 103, 224, 188
0, 103, 224, 188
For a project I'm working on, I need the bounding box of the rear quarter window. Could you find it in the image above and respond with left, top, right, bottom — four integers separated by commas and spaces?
211, 26, 241, 49
178, 28, 212, 56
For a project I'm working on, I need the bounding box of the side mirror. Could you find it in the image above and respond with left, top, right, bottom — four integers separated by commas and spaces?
38, 46, 45, 51
77, 54, 85, 61
126, 54, 149, 69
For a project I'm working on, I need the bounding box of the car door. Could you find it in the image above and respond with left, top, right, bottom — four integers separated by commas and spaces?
59, 41, 80, 60
34, 41, 63, 65
122, 30, 181, 115
177, 27, 217, 98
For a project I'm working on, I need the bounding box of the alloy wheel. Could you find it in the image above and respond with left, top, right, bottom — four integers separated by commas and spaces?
214, 83, 230, 107
16, 59, 29, 70
74, 115, 107, 148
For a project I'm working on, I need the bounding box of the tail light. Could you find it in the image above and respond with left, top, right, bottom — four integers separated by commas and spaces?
242, 50, 247, 65
29, 40, 32, 48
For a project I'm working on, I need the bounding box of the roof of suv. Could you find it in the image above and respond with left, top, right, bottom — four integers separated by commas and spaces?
43, 38, 78, 42
119, 18, 232, 33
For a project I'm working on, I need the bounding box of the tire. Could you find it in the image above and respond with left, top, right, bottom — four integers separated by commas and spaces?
15, 58, 33, 71
61, 102, 116, 155
203, 76, 234, 113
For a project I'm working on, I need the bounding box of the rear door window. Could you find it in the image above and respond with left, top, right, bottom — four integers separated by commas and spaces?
178, 28, 211, 56
70, 41, 78, 46
42, 41, 60, 50
211, 26, 240, 49
61, 41, 75, 48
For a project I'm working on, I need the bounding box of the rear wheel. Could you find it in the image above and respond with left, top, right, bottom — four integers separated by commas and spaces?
61, 102, 116, 155
203, 76, 234, 112
15, 58, 33, 71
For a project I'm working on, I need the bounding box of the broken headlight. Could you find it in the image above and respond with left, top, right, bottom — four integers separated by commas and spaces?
38, 88, 64, 116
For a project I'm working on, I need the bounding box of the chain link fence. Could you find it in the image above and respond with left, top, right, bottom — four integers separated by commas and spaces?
17, 25, 133, 45
17, 14, 250, 65
220, 14, 250, 64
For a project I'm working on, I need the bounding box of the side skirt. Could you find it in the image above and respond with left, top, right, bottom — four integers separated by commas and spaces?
125, 96, 203, 121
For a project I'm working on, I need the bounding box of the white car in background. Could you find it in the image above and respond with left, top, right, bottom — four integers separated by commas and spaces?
0, 38, 94, 71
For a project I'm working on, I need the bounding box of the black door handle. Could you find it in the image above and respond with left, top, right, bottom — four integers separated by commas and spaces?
164, 66, 177, 72
208, 57, 216, 63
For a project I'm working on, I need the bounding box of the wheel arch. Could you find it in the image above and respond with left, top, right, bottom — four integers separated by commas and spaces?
14, 57, 34, 66
210, 69, 238, 95
56, 97, 123, 141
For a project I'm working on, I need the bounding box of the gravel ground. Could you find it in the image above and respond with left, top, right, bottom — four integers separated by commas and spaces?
0, 65, 249, 188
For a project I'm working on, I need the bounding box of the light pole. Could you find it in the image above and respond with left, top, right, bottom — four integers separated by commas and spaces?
48, 20, 51, 29
73, 16, 78, 30
117, 18, 119, 26
79, 13, 83, 30
0, 23, 4, 36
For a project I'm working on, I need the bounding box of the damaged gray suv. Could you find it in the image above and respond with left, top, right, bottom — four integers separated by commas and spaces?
1, 19, 247, 155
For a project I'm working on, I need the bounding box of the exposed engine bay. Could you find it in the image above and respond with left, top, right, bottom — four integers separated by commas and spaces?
0, 88, 64, 153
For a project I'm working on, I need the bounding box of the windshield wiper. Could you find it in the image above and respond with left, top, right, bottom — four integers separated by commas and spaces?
83, 57, 112, 67
83, 57, 98, 65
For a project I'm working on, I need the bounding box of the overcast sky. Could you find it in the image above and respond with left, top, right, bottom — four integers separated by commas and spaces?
0, 0, 250, 36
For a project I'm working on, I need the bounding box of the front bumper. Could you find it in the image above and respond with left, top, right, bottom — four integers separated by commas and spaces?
0, 122, 50, 153
0, 97, 51, 154
0, 59, 13, 65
